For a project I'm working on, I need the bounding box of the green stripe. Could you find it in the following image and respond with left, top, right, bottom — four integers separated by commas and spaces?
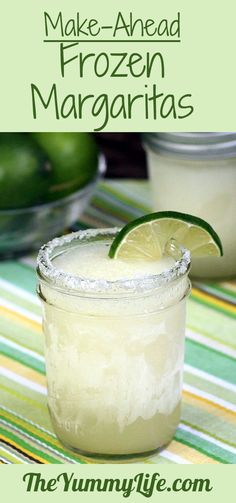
185, 339, 236, 384
0, 415, 84, 464
1, 419, 63, 463
0, 333, 43, 361
0, 383, 52, 443
0, 425, 59, 464
0, 409, 85, 464
182, 419, 236, 450
0, 262, 36, 293
0, 341, 45, 375
0, 445, 25, 464
175, 428, 235, 464
182, 402, 236, 447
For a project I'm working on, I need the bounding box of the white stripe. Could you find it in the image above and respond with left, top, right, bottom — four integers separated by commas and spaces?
0, 335, 44, 363
0, 368, 46, 395
184, 363, 236, 393
160, 450, 191, 464
186, 328, 236, 358
180, 423, 236, 456
183, 383, 236, 413
0, 278, 40, 306
0, 297, 41, 324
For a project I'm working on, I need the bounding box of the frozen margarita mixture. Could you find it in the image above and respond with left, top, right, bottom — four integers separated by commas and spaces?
42, 237, 186, 456
54, 241, 175, 280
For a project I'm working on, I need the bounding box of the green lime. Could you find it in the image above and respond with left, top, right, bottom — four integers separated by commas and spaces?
32, 133, 99, 200
0, 134, 50, 210
108, 211, 223, 260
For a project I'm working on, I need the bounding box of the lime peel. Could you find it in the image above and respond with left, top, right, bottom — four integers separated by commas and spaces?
108, 211, 223, 260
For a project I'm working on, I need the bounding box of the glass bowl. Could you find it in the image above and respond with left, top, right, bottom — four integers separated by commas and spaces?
0, 155, 106, 258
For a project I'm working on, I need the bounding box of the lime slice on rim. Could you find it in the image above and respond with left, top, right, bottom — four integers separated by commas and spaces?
108, 211, 223, 260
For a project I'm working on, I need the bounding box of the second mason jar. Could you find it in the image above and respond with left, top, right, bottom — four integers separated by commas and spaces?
143, 132, 236, 279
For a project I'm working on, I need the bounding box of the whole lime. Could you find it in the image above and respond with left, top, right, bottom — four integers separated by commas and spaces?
0, 134, 50, 210
32, 133, 99, 201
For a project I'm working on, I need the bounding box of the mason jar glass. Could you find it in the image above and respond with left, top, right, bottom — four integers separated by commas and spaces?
143, 132, 236, 279
37, 229, 191, 460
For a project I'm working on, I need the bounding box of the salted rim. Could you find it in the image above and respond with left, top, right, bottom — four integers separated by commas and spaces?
37, 228, 191, 295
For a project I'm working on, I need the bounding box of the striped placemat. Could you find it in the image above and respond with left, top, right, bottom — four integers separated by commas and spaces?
0, 180, 236, 464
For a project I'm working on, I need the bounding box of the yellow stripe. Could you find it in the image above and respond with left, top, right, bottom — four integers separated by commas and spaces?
0, 355, 46, 387
0, 305, 41, 332
0, 433, 48, 464
167, 440, 219, 464
0, 446, 23, 464
191, 287, 236, 315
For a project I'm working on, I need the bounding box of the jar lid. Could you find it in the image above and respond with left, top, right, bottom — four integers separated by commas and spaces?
143, 133, 236, 159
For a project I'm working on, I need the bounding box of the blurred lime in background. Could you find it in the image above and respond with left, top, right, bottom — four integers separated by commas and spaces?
32, 133, 98, 201
0, 134, 49, 209
0, 132, 98, 209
